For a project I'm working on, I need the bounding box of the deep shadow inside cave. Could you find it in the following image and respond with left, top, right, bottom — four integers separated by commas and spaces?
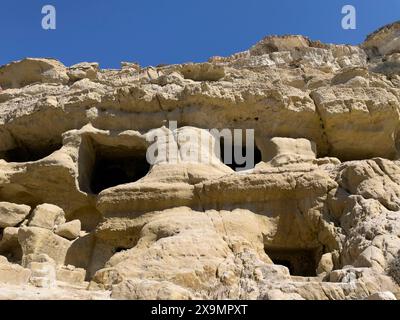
89, 144, 150, 194
265, 247, 321, 277
219, 140, 262, 171
0, 143, 62, 163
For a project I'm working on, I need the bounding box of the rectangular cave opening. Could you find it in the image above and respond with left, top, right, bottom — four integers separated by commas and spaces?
218, 139, 262, 171
0, 228, 23, 264
87, 141, 151, 195
265, 247, 321, 277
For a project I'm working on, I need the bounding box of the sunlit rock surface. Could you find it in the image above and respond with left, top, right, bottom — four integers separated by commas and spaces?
0, 22, 400, 300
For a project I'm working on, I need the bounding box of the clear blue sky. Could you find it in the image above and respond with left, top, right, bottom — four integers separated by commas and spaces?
1, 0, 399, 68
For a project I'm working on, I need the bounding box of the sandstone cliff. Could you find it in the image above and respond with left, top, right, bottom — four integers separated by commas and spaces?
0, 22, 400, 300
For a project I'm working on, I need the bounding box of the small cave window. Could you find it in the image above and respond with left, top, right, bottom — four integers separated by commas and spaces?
89, 143, 150, 194
0, 228, 23, 264
0, 245, 22, 264
0, 142, 62, 163
265, 247, 321, 277
219, 139, 262, 171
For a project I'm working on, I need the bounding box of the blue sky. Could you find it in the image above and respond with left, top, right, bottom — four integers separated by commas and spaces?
0, 0, 399, 68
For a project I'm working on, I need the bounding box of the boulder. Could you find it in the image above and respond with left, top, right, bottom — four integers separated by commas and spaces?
29, 204, 66, 230
316, 253, 334, 275
363, 22, 400, 56
18, 227, 71, 266
55, 220, 81, 240
250, 35, 310, 55
67, 62, 99, 81
0, 259, 31, 285
56, 265, 86, 285
0, 58, 69, 89
177, 63, 225, 81
259, 137, 316, 166
0, 202, 31, 228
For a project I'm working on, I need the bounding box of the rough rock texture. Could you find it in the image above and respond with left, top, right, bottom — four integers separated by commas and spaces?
0, 202, 31, 228
28, 204, 66, 230
1, 22, 400, 300
55, 220, 81, 240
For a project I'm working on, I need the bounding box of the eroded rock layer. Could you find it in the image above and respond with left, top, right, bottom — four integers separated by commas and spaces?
1, 22, 400, 300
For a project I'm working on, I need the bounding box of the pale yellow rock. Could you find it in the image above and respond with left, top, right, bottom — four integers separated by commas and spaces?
0, 202, 31, 228
29, 204, 66, 230
0, 22, 400, 300
260, 137, 317, 166
0, 58, 69, 89
56, 265, 86, 285
18, 227, 71, 266
67, 62, 99, 81
316, 253, 334, 275
354, 246, 386, 271
111, 279, 194, 300
363, 22, 400, 56
366, 291, 397, 300
177, 63, 225, 81
0, 260, 31, 285
55, 220, 81, 240
250, 35, 311, 56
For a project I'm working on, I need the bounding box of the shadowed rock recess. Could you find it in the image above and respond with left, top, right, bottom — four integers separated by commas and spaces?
1, 23, 400, 300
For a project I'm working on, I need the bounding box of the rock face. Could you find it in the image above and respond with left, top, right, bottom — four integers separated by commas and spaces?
0, 22, 400, 300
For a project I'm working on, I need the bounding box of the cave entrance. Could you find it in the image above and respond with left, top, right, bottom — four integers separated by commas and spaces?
0, 229, 23, 264
0, 142, 62, 163
219, 140, 262, 171
89, 143, 150, 194
265, 247, 321, 277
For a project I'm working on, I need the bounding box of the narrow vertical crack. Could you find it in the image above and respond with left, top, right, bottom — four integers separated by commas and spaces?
309, 91, 332, 157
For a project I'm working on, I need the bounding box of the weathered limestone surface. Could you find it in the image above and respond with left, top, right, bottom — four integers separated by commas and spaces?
0, 22, 400, 300
0, 202, 31, 228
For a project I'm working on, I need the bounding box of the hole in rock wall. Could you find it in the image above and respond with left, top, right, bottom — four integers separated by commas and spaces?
0, 229, 23, 264
219, 139, 262, 171
113, 247, 128, 253
83, 231, 140, 278
265, 247, 322, 277
84, 139, 151, 194
261, 210, 337, 277
0, 142, 62, 163
0, 243, 22, 264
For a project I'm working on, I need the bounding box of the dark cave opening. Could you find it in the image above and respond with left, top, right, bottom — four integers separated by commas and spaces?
0, 143, 62, 163
89, 145, 151, 194
272, 258, 293, 274
265, 247, 321, 277
0, 228, 23, 264
113, 247, 128, 253
219, 140, 262, 171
